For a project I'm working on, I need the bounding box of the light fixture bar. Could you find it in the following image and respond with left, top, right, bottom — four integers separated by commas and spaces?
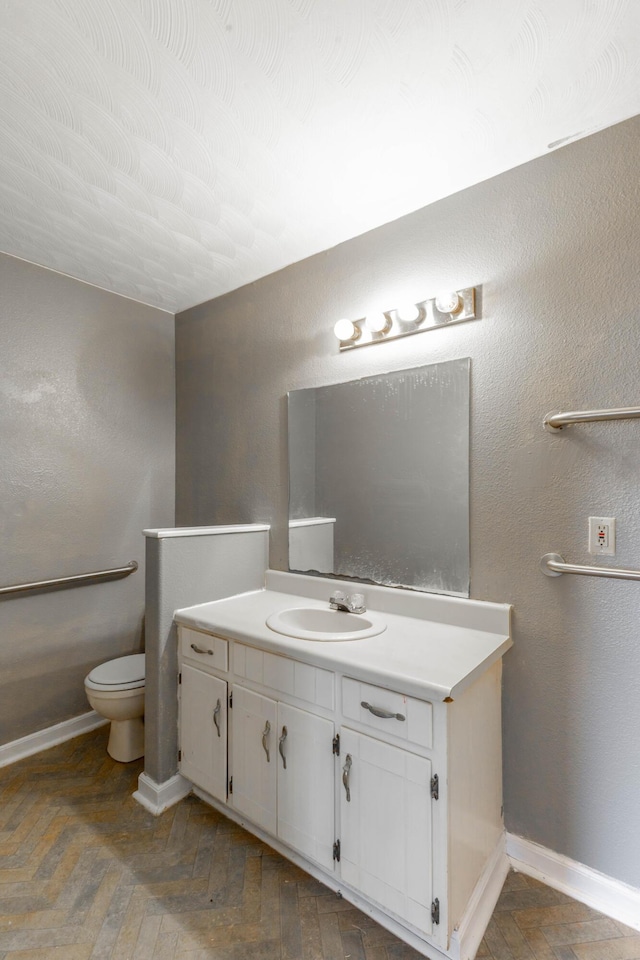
335, 286, 479, 350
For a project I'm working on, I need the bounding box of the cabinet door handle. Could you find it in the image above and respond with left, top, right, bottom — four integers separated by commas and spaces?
213, 699, 221, 738
279, 725, 288, 769
190, 643, 213, 655
342, 754, 352, 802
262, 720, 271, 762
361, 701, 405, 722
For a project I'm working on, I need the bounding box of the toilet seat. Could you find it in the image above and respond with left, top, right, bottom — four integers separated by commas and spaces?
85, 654, 145, 692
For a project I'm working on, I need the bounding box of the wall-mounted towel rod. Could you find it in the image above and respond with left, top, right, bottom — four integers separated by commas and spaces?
540, 553, 640, 582
544, 406, 640, 431
0, 561, 138, 597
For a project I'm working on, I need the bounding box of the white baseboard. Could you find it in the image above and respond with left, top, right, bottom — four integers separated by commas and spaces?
449, 834, 510, 960
0, 711, 108, 768
507, 833, 640, 932
133, 771, 192, 815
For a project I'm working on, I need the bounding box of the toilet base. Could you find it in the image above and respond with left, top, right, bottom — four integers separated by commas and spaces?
107, 717, 144, 763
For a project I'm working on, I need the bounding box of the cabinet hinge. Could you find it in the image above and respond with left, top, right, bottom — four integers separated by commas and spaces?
332, 734, 340, 756
178, 672, 182, 684
430, 774, 439, 801
178, 749, 182, 762
229, 691, 233, 708
431, 898, 440, 925
333, 839, 341, 862
228, 777, 233, 795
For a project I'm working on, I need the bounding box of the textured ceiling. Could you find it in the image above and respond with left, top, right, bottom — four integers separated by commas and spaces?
2, 0, 640, 313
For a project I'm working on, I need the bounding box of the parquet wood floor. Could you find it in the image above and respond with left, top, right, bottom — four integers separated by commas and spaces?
0, 728, 637, 959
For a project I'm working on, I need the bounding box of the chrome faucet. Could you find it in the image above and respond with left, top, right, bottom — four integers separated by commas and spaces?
329, 590, 366, 614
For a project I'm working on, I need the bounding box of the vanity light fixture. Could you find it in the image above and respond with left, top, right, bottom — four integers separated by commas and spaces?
364, 311, 391, 334
333, 317, 360, 343
434, 291, 462, 315
333, 286, 480, 350
395, 303, 422, 324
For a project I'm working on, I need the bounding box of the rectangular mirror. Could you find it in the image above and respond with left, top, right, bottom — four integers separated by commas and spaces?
288, 358, 470, 596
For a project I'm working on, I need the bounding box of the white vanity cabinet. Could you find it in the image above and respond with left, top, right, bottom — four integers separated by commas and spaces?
178, 629, 229, 802
229, 685, 277, 832
273, 700, 335, 869
339, 727, 434, 935
179, 664, 228, 801
179, 631, 339, 873
176, 612, 508, 960
339, 676, 438, 935
230, 685, 335, 869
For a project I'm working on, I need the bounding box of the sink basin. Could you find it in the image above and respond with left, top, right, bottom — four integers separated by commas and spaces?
266, 606, 386, 642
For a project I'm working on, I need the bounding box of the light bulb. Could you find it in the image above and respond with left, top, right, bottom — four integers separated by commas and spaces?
333, 318, 359, 342
395, 302, 421, 323
434, 291, 462, 315
365, 312, 390, 334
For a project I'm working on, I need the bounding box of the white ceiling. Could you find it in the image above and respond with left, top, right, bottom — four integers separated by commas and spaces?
2, 0, 640, 314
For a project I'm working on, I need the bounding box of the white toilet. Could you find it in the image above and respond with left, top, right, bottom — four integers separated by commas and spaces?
84, 654, 145, 762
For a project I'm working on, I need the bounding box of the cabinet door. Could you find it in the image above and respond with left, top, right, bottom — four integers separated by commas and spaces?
340, 728, 433, 935
277, 703, 335, 870
179, 665, 228, 802
231, 685, 277, 834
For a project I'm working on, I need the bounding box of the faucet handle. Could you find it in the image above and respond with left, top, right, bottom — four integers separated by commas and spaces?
349, 593, 366, 613
330, 590, 366, 613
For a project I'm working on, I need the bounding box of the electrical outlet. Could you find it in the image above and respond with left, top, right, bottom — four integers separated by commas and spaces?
588, 517, 616, 556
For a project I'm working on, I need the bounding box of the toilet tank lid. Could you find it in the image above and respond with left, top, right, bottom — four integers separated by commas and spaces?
88, 654, 145, 685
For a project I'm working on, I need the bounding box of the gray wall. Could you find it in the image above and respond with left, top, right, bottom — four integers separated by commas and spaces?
288, 390, 317, 520
0, 255, 175, 745
175, 115, 640, 889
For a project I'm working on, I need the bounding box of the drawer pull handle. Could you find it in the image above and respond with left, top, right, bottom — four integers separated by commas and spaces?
190, 643, 213, 656
361, 701, 406, 722
342, 754, 352, 802
213, 699, 221, 738
279, 725, 288, 769
262, 720, 271, 762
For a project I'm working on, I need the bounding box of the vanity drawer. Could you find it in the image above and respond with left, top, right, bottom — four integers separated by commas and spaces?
180, 627, 228, 672
233, 643, 334, 710
342, 677, 432, 749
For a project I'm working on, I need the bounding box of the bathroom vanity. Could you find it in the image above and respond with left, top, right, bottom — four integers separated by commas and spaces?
174, 570, 512, 960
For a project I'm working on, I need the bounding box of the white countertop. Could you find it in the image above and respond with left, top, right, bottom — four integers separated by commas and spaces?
174, 577, 512, 702
143, 523, 270, 538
